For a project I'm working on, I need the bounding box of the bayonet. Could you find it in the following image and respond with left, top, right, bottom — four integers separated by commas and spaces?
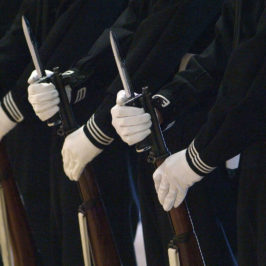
22, 16, 45, 78
110, 30, 151, 152
22, 15, 61, 127
109, 30, 134, 99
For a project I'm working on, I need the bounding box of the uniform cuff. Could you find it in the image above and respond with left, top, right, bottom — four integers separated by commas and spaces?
72, 86, 87, 104
61, 69, 91, 105
1, 91, 24, 123
83, 114, 114, 150
186, 140, 216, 176
0, 104, 17, 139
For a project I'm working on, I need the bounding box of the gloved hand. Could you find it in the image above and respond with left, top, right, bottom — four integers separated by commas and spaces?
153, 149, 203, 211
61, 126, 102, 181
28, 70, 59, 121
0, 105, 17, 141
111, 90, 152, 146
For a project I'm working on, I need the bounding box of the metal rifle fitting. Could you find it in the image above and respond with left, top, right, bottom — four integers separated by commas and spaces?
139, 87, 170, 164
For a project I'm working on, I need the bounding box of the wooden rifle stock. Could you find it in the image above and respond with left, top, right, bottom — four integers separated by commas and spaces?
141, 88, 205, 266
52, 68, 121, 266
78, 167, 121, 266
0, 142, 37, 266
161, 3, 244, 260
156, 159, 204, 266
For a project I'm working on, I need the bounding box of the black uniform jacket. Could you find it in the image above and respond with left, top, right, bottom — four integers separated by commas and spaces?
0, 0, 224, 149
152, 0, 266, 175
0, 0, 126, 123
74, 0, 225, 150
0, 1, 128, 265
186, 31, 265, 176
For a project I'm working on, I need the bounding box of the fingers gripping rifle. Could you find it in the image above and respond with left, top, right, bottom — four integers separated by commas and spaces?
110, 31, 151, 153
22, 16, 61, 127
51, 68, 121, 266
110, 31, 205, 266
0, 143, 37, 266
22, 17, 121, 266
140, 88, 205, 266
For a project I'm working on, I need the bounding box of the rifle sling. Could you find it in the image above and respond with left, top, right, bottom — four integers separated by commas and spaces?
78, 197, 101, 214
168, 232, 192, 252
172, 231, 192, 244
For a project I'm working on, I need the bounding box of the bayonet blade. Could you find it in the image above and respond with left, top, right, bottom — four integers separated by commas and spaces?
22, 16, 45, 78
109, 30, 134, 99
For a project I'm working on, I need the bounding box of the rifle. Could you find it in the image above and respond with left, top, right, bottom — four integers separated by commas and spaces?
52, 68, 121, 266
141, 88, 204, 266
0, 142, 37, 266
22, 16, 121, 266
110, 30, 205, 266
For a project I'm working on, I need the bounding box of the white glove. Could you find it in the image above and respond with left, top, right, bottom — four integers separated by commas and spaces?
111, 90, 152, 146
28, 82, 60, 121
153, 149, 203, 211
28, 70, 59, 121
61, 126, 102, 181
0, 105, 17, 140
27, 69, 54, 84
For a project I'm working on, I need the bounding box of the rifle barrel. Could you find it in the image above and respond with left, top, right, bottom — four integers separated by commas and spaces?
52, 69, 121, 266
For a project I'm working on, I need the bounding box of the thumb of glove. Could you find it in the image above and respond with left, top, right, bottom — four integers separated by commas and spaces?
116, 90, 128, 106
28, 70, 54, 84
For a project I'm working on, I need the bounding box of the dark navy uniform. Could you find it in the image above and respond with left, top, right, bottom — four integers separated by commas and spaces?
0, 1, 133, 265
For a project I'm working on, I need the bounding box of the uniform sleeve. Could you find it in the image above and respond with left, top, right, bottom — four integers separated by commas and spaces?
82, 0, 225, 149
71, 0, 143, 91
76, 0, 146, 148
153, 1, 235, 125
185, 23, 266, 176
1, 0, 134, 123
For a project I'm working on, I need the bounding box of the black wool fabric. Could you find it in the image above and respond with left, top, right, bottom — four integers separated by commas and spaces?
156, 0, 265, 126
237, 142, 266, 266
153, 0, 265, 263
0, 0, 22, 38
192, 26, 266, 170
191, 56, 266, 264
71, 0, 225, 147
1, 0, 224, 136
